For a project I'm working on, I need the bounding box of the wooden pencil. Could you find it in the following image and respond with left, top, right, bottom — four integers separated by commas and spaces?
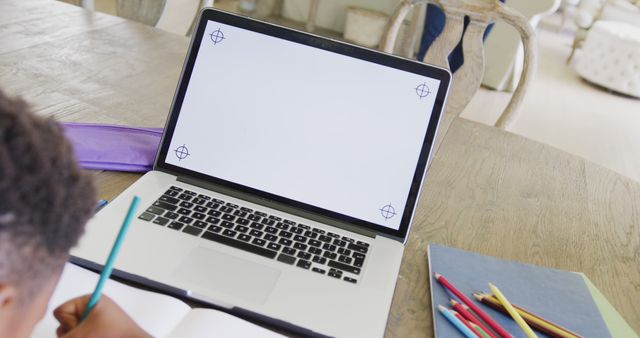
452, 310, 484, 338
474, 293, 582, 338
451, 299, 498, 338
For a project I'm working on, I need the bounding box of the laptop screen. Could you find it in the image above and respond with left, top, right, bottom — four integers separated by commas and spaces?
158, 10, 449, 238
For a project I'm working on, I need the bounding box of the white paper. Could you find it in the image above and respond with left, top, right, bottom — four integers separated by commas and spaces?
31, 263, 191, 338
166, 309, 285, 338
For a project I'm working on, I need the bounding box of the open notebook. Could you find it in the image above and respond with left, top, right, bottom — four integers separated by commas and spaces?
31, 263, 284, 338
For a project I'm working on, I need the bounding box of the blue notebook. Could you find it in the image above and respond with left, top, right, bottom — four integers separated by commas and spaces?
428, 244, 611, 338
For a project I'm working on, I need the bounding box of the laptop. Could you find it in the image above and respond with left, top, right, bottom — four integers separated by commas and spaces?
71, 8, 450, 338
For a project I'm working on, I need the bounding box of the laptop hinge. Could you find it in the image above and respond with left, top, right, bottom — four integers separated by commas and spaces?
177, 175, 378, 239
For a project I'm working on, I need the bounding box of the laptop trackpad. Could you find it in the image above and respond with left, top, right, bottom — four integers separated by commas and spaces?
174, 247, 281, 304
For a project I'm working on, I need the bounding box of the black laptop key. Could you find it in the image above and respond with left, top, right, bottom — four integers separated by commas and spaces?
328, 271, 341, 279
138, 212, 155, 221
308, 239, 322, 247
356, 241, 370, 248
323, 252, 337, 260
296, 259, 311, 269
278, 238, 292, 246
169, 186, 183, 192
354, 258, 364, 268
248, 214, 261, 222
347, 243, 368, 254
208, 225, 222, 233
221, 221, 234, 229
304, 231, 318, 239
207, 209, 222, 217
164, 189, 179, 197
293, 235, 306, 243
201, 232, 277, 259
152, 217, 169, 226
164, 211, 179, 220
178, 216, 193, 224
275, 222, 289, 230
261, 218, 275, 226
279, 230, 292, 239
333, 239, 347, 247
290, 227, 304, 235
183, 190, 197, 196
225, 202, 239, 208
194, 205, 207, 213
178, 193, 192, 201
240, 206, 253, 213
328, 260, 360, 275
343, 277, 357, 283
297, 251, 311, 260
254, 211, 268, 217
233, 210, 248, 218
353, 252, 365, 260
312, 228, 325, 234
206, 202, 220, 209
297, 223, 310, 230
212, 198, 225, 204
159, 195, 180, 204
312, 255, 327, 264
268, 215, 282, 221
308, 247, 322, 255
267, 242, 281, 251
283, 219, 296, 225
319, 235, 332, 243
327, 232, 340, 238
192, 198, 206, 205
265, 226, 278, 234
237, 234, 251, 242
179, 201, 194, 208
193, 220, 208, 228
250, 222, 264, 230
153, 201, 178, 211
264, 234, 278, 242
277, 253, 296, 265
252, 238, 266, 246
249, 229, 263, 237
197, 194, 211, 200
235, 225, 249, 233
236, 218, 250, 226
177, 208, 191, 216
342, 236, 355, 243
293, 242, 307, 251
168, 221, 184, 230
222, 214, 235, 221
222, 229, 237, 237
282, 247, 296, 256
182, 226, 202, 236
312, 267, 326, 274
192, 212, 206, 220
146, 206, 165, 215
206, 216, 220, 224
338, 255, 353, 264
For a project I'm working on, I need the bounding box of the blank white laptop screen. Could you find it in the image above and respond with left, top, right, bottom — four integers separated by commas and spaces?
165, 20, 441, 231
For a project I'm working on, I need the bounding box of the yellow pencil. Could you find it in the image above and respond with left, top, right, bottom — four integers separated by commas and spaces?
489, 283, 538, 338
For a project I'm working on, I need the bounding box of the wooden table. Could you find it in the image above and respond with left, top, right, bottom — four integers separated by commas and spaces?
2, 1, 638, 336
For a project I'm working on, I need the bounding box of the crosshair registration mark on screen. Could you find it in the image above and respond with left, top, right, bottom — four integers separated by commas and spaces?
415, 83, 431, 99
209, 28, 225, 45
379, 204, 396, 220
174, 144, 190, 161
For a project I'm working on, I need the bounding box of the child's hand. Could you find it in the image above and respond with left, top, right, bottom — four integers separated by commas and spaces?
53, 294, 151, 338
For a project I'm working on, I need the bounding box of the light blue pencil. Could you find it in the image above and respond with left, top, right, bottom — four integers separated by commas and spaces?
81, 196, 140, 320
438, 304, 478, 338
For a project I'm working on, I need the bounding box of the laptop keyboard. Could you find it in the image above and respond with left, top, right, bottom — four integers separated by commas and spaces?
137, 186, 369, 284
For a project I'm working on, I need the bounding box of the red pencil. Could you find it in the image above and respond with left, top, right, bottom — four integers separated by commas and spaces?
452, 310, 484, 337
451, 300, 498, 338
434, 273, 513, 338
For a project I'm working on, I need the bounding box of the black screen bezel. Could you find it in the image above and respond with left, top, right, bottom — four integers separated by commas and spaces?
155, 9, 450, 240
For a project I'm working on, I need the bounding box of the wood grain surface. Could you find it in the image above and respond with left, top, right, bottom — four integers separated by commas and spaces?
2, 1, 638, 336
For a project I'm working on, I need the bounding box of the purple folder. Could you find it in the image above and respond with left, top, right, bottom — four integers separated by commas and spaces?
62, 122, 163, 173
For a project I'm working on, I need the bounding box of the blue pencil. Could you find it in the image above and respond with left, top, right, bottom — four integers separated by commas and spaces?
438, 304, 478, 338
81, 196, 140, 320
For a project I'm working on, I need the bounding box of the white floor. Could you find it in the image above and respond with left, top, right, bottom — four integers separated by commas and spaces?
462, 23, 640, 183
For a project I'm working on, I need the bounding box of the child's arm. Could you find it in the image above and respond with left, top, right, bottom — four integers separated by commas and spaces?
53, 294, 152, 338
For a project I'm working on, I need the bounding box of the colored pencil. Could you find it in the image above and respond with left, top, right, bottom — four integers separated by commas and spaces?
81, 196, 140, 320
470, 322, 492, 338
452, 300, 498, 338
474, 293, 582, 338
452, 310, 483, 337
434, 273, 513, 338
438, 305, 478, 338
489, 283, 538, 338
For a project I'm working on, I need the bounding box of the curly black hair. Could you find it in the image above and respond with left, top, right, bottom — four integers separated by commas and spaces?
0, 90, 96, 296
